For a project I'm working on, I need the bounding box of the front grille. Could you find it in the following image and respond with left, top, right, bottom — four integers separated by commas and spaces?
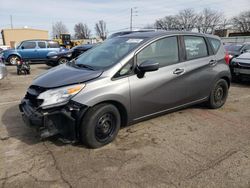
238, 62, 250, 68
25, 85, 47, 108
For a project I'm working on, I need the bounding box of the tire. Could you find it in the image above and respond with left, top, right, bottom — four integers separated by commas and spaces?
207, 79, 228, 109
8, 55, 20, 65
57, 58, 69, 65
80, 103, 121, 148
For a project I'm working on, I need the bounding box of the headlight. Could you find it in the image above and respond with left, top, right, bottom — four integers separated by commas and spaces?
37, 84, 85, 108
51, 55, 58, 59
66, 53, 72, 57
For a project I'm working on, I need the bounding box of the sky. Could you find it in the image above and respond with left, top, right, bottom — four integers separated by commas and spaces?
0, 0, 249, 38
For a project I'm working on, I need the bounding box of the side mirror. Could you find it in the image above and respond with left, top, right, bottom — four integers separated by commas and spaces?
21, 46, 24, 50
137, 60, 159, 78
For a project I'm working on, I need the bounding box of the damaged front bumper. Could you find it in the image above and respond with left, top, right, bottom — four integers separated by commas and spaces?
19, 99, 88, 142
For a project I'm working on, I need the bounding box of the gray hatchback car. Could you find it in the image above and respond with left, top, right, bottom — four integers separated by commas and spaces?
20, 31, 231, 148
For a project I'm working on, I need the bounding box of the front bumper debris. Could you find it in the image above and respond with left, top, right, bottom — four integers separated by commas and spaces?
19, 99, 88, 142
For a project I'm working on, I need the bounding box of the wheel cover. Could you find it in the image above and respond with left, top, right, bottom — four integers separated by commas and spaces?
214, 84, 226, 105
59, 58, 68, 64
10, 56, 19, 65
95, 113, 116, 142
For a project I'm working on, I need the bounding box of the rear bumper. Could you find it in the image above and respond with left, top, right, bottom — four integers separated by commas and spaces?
19, 99, 88, 142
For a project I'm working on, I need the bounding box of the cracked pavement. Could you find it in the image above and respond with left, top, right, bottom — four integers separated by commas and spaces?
1, 64, 250, 188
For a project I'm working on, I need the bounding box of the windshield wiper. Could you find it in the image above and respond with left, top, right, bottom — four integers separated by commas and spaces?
75, 64, 96, 71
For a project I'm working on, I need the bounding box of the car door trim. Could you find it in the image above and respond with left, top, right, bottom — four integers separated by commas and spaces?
133, 96, 208, 121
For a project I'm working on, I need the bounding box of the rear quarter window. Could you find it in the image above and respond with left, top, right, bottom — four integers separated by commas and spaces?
208, 38, 221, 53
48, 41, 59, 48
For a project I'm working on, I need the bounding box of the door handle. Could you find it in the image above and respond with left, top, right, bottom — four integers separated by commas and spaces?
209, 59, 217, 66
173, 68, 185, 75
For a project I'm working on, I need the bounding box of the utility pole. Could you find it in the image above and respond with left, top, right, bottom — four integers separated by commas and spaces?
130, 7, 138, 31
10, 15, 13, 29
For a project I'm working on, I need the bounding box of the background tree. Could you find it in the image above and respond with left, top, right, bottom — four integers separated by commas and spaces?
176, 8, 198, 31
95, 20, 108, 40
74, 23, 91, 39
52, 21, 68, 38
196, 8, 222, 33
155, 16, 180, 30
232, 11, 250, 32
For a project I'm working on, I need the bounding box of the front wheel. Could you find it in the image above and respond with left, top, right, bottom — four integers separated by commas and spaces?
207, 79, 228, 109
80, 103, 121, 148
57, 57, 69, 65
8, 55, 20, 65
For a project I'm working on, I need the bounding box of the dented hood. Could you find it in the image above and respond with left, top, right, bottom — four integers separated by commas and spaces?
32, 64, 103, 88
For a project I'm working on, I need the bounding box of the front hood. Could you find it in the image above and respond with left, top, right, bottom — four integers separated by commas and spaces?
236, 52, 250, 60
32, 64, 103, 88
228, 51, 240, 56
3, 49, 16, 53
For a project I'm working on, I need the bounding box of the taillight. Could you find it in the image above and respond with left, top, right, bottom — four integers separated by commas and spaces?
224, 52, 230, 65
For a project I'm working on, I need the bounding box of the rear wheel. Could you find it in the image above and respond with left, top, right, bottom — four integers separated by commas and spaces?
207, 79, 228, 109
8, 55, 20, 65
57, 57, 69, 65
80, 103, 121, 148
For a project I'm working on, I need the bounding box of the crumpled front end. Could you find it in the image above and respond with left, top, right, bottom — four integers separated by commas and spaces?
19, 85, 88, 142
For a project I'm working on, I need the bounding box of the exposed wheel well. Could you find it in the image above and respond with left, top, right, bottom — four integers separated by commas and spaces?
221, 76, 230, 88
93, 101, 128, 127
7, 54, 21, 63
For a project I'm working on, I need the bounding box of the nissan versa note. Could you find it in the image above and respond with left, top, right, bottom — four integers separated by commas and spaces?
19, 31, 231, 148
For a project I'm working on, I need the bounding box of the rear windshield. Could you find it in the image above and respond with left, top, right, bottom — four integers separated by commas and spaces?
224, 44, 243, 51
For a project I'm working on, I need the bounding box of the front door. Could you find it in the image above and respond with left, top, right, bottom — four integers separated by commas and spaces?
129, 36, 189, 120
18, 41, 38, 60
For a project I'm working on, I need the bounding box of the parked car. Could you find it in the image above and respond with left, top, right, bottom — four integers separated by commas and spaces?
230, 52, 250, 81
1, 40, 64, 65
224, 43, 250, 60
20, 31, 231, 148
0, 61, 7, 80
46, 44, 95, 66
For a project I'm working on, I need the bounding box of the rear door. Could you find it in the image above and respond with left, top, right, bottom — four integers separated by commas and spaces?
181, 35, 216, 101
18, 41, 38, 59
37, 41, 49, 59
129, 36, 190, 120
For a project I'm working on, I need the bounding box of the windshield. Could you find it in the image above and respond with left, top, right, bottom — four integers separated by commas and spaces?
224, 44, 243, 51
74, 37, 145, 70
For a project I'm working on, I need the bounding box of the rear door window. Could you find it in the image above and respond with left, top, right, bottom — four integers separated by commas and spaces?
21, 41, 36, 49
38, 41, 46, 48
137, 36, 179, 68
208, 38, 221, 53
184, 36, 208, 60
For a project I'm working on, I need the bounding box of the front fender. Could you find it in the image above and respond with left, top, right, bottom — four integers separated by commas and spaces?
3, 50, 22, 61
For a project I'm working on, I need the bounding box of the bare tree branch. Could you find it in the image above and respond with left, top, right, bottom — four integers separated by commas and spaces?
95, 20, 108, 40
52, 21, 69, 38
74, 23, 91, 39
177, 8, 198, 31
232, 11, 250, 32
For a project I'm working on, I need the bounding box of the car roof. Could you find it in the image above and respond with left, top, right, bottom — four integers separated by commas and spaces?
118, 30, 219, 39
21, 39, 57, 42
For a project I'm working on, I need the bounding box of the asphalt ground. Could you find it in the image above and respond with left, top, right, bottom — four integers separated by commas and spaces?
0, 64, 250, 188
